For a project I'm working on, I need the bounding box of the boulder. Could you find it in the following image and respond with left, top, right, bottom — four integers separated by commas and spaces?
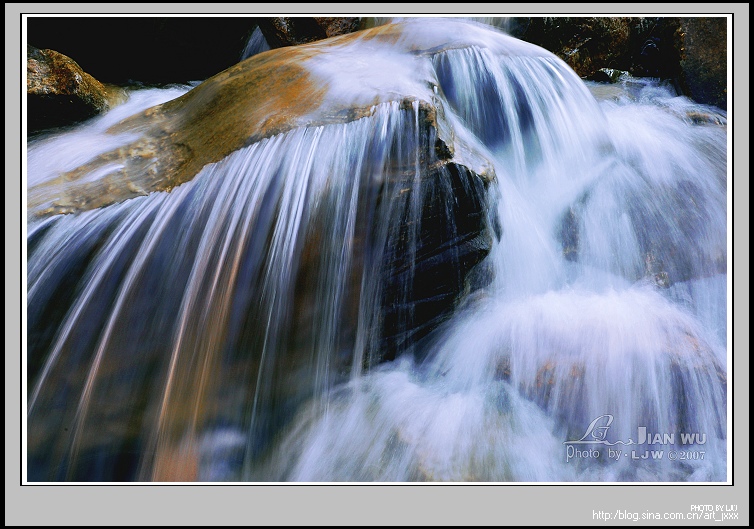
618, 17, 726, 108
508, 17, 635, 78
509, 17, 727, 108
257, 17, 360, 48
628, 17, 684, 80
678, 17, 728, 109
27, 45, 123, 133
28, 22, 506, 218
492, 294, 726, 443
556, 179, 727, 288
586, 68, 629, 83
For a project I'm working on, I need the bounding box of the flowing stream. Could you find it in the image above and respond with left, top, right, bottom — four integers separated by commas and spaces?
26, 19, 727, 482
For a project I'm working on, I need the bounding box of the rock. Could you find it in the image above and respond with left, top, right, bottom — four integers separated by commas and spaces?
508, 17, 635, 78
558, 206, 580, 261
557, 179, 727, 288
257, 17, 327, 47
585, 83, 630, 102
509, 17, 727, 108
258, 17, 361, 48
26, 45, 123, 133
28, 21, 506, 218
494, 312, 726, 441
586, 68, 629, 83
27, 20, 511, 479
678, 18, 727, 109
377, 161, 493, 362
685, 110, 726, 126
628, 17, 684, 80
27, 43, 329, 216
314, 17, 361, 39
623, 17, 727, 108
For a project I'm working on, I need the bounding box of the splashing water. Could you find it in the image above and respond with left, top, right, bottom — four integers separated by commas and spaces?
26, 19, 727, 482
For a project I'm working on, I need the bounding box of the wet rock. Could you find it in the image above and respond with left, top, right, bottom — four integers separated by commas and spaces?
27, 45, 123, 133
586, 68, 629, 83
510, 17, 726, 108
557, 183, 726, 289
685, 110, 726, 126
258, 17, 361, 47
653, 271, 671, 289
27, 43, 328, 217
558, 206, 580, 261
495, 327, 726, 441
377, 161, 493, 363
678, 18, 727, 109
314, 17, 362, 38
27, 22, 502, 218
629, 18, 684, 80
508, 17, 635, 78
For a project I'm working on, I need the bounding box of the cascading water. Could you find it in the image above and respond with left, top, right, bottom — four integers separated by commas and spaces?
26, 19, 727, 482
241, 27, 271, 61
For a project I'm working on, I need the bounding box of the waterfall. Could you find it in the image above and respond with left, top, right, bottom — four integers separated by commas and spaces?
26, 18, 727, 482
240, 27, 270, 61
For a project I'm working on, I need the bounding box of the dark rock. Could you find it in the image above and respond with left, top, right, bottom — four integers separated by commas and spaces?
586, 68, 629, 83
639, 37, 662, 72
377, 161, 493, 363
258, 17, 327, 47
628, 18, 684, 80
509, 17, 726, 108
508, 17, 635, 78
314, 17, 361, 38
558, 206, 580, 261
27, 45, 123, 133
624, 17, 726, 107
258, 17, 360, 48
678, 18, 727, 108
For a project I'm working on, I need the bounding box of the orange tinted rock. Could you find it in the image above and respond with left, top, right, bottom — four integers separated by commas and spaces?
27, 45, 123, 133
28, 22, 505, 218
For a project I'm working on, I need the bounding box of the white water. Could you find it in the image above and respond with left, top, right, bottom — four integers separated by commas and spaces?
26, 19, 727, 482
